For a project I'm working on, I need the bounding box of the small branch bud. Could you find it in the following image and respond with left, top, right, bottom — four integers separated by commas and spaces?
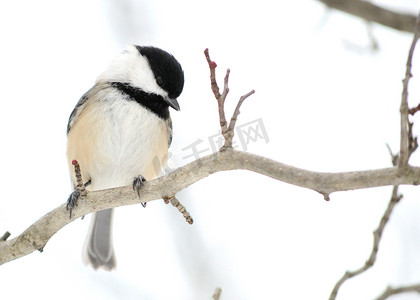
0, 231, 11, 242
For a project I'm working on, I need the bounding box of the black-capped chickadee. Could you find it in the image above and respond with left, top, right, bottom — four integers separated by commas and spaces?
66, 45, 184, 270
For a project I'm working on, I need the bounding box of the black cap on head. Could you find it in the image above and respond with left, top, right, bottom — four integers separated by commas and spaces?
135, 46, 184, 100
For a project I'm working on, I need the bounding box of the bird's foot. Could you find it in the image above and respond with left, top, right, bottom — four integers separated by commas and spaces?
133, 175, 147, 207
66, 189, 81, 218
66, 181, 90, 219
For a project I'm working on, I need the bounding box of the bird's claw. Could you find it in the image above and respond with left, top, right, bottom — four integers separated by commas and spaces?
66, 189, 81, 218
133, 175, 147, 207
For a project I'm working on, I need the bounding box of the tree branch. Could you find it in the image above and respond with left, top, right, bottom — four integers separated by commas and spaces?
2, 148, 420, 266
316, 0, 417, 33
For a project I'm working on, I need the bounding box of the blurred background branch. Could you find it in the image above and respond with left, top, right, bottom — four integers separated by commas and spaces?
375, 283, 420, 300
316, 0, 417, 32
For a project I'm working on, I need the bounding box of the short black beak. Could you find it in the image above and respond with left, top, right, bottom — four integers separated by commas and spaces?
165, 97, 180, 111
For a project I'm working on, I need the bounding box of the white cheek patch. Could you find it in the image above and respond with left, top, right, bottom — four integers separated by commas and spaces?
96, 45, 168, 98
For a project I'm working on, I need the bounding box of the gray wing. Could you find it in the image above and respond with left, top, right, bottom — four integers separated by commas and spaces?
68, 83, 174, 148
67, 83, 108, 134
67, 92, 90, 134
167, 117, 173, 147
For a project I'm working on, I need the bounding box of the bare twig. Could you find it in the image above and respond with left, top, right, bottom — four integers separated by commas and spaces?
316, 0, 417, 33
408, 121, 419, 157
365, 21, 379, 51
219, 69, 230, 138
329, 186, 402, 300
204, 49, 221, 99
228, 90, 255, 134
205, 49, 255, 148
72, 160, 87, 197
399, 13, 420, 167
375, 283, 420, 300
385, 144, 398, 167
0, 232, 10, 242
164, 196, 193, 224
409, 103, 420, 115
204, 48, 229, 136
212, 287, 222, 300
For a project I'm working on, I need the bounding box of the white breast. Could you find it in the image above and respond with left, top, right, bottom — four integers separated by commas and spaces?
67, 89, 169, 191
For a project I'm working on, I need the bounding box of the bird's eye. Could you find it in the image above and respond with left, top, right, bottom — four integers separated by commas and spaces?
156, 76, 166, 88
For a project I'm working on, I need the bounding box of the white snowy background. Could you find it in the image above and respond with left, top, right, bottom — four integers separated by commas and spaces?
1, 0, 420, 299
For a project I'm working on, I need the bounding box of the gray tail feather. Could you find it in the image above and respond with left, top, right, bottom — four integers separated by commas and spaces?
82, 208, 116, 270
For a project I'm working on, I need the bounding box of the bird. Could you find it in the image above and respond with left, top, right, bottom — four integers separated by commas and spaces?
66, 45, 184, 270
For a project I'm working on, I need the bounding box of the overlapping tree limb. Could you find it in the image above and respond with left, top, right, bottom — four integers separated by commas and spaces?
316, 0, 417, 33
329, 12, 420, 300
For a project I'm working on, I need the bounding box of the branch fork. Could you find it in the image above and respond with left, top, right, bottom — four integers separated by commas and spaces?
204, 48, 255, 149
